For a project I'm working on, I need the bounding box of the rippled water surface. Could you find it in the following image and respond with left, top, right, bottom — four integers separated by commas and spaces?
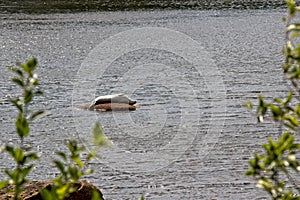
0, 8, 288, 199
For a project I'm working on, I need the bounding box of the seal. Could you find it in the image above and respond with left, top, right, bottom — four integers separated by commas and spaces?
80, 94, 137, 111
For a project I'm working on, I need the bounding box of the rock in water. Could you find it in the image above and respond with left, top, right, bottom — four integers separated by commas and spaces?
0, 181, 104, 200
80, 103, 137, 111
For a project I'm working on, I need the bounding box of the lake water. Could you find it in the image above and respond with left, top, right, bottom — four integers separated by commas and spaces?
0, 7, 288, 200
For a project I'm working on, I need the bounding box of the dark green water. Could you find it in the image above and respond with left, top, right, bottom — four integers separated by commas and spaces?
0, 0, 285, 13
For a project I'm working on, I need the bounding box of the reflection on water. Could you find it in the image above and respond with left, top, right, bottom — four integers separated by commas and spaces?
0, 0, 285, 13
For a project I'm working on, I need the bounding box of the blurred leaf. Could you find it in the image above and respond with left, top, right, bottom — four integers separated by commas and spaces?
29, 110, 49, 121
68, 165, 80, 181
72, 157, 83, 168
18, 63, 30, 73
10, 99, 23, 112
12, 78, 24, 87
7, 66, 23, 77
27, 58, 37, 71
244, 101, 253, 110
287, 23, 300, 32
287, 0, 296, 16
54, 160, 66, 175
284, 115, 299, 127
56, 184, 69, 199
20, 165, 34, 180
274, 98, 282, 104
290, 32, 300, 39
93, 123, 111, 147
15, 113, 29, 138
26, 152, 39, 161
40, 189, 54, 200
92, 189, 103, 200
270, 105, 283, 118
284, 122, 297, 130
282, 17, 287, 22
0, 180, 8, 190
285, 91, 293, 104
84, 168, 93, 175
5, 145, 15, 157
35, 90, 43, 95
24, 90, 33, 104
14, 148, 25, 164
87, 151, 96, 161
56, 152, 67, 161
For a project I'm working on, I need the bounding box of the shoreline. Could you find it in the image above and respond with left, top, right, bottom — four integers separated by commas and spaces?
0, 0, 285, 14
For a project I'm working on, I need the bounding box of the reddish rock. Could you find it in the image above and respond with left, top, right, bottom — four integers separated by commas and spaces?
0, 181, 104, 200
80, 103, 137, 111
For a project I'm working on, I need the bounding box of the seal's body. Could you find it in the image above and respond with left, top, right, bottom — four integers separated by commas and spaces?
80, 94, 137, 111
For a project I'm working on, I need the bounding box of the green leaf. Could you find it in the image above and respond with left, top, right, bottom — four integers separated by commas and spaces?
257, 95, 268, 116
93, 123, 111, 147
26, 152, 39, 161
84, 169, 93, 176
35, 90, 43, 96
54, 160, 66, 175
40, 188, 54, 200
72, 157, 83, 168
287, 0, 296, 16
284, 121, 297, 131
87, 150, 96, 161
24, 90, 33, 104
245, 169, 255, 176
270, 105, 283, 118
27, 58, 37, 71
18, 63, 30, 73
55, 152, 67, 161
20, 165, 34, 180
15, 113, 30, 138
0, 180, 8, 190
5, 145, 15, 156
12, 78, 24, 87
284, 115, 299, 127
14, 148, 25, 163
259, 94, 264, 107
4, 169, 14, 180
68, 165, 80, 181
92, 189, 103, 200
290, 32, 300, 39
10, 99, 23, 112
274, 98, 282, 104
56, 184, 69, 199
67, 140, 77, 153
244, 101, 253, 110
7, 66, 23, 77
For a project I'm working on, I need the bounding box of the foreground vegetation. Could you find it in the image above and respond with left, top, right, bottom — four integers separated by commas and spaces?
0, 58, 110, 199
245, 0, 300, 199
